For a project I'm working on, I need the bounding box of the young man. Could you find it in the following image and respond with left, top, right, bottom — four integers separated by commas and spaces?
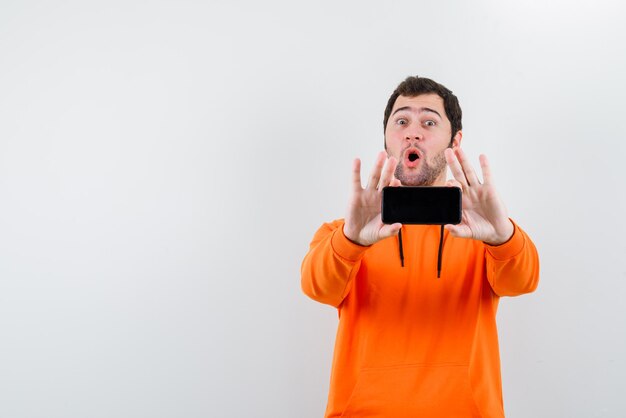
301, 76, 539, 418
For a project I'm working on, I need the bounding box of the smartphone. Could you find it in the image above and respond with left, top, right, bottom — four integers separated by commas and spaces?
381, 186, 462, 225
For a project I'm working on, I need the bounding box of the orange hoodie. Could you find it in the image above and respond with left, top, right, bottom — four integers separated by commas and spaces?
301, 219, 539, 418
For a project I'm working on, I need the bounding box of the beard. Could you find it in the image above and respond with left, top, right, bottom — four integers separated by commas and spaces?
394, 150, 447, 186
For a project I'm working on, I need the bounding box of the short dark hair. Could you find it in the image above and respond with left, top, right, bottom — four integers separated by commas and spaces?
383, 76, 462, 144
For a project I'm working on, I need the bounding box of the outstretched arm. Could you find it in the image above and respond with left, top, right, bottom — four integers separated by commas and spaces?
301, 152, 402, 307
444, 147, 539, 295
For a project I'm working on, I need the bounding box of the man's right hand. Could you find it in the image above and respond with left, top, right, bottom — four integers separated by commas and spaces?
343, 151, 403, 247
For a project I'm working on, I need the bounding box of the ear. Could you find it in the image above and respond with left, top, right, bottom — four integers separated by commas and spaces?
451, 130, 463, 148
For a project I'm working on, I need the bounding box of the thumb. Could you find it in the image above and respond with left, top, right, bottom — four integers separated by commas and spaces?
445, 224, 466, 238
380, 223, 402, 239
445, 179, 462, 188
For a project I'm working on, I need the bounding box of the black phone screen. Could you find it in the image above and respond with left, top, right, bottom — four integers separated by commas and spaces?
381, 186, 462, 225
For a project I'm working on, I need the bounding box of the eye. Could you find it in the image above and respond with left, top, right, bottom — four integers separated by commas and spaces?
396, 118, 407, 125
424, 120, 436, 127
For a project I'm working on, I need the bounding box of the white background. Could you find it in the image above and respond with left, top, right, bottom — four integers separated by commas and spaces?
1, 1, 625, 417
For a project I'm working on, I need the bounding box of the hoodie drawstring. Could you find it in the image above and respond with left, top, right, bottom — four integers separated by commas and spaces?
398, 229, 405, 267
437, 225, 444, 278
397, 225, 445, 278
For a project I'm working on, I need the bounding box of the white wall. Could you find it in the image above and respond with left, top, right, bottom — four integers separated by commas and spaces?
1, 1, 624, 417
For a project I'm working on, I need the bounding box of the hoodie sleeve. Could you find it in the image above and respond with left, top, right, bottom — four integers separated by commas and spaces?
301, 219, 370, 308
484, 219, 540, 297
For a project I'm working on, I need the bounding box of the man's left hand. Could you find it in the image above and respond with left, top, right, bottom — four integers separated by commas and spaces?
444, 147, 514, 246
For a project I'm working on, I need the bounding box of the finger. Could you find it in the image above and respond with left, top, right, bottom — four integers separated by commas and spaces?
455, 147, 480, 186
366, 151, 386, 190
445, 148, 468, 187
479, 154, 493, 185
445, 179, 463, 188
444, 224, 461, 238
378, 156, 398, 189
444, 223, 471, 239
390, 177, 401, 187
380, 222, 402, 238
352, 158, 363, 192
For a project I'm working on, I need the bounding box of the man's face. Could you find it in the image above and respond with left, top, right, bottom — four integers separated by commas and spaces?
384, 93, 461, 186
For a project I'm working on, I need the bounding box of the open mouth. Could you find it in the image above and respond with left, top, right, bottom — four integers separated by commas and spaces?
404, 149, 421, 168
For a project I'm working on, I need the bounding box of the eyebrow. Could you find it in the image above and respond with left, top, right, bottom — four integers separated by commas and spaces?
391, 106, 442, 119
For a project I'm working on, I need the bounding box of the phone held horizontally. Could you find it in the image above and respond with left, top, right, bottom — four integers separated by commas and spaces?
381, 186, 462, 225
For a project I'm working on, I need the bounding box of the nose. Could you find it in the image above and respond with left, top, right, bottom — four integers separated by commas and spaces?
404, 125, 423, 141
405, 132, 423, 141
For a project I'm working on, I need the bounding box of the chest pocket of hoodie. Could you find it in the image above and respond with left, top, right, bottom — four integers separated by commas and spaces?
340, 363, 482, 418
